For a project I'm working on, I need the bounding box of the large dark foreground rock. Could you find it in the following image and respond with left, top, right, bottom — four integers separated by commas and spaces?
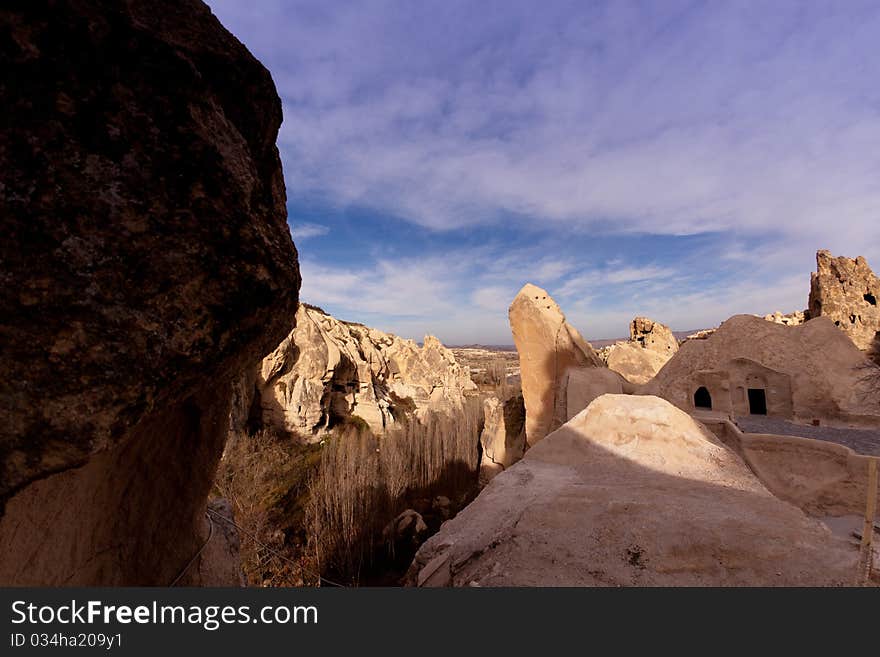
0, 0, 300, 584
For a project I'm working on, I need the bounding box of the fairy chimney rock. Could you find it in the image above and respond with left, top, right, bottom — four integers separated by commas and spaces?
509, 283, 604, 446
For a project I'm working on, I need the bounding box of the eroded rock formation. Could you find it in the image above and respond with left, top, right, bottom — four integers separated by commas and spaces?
808, 250, 880, 350
602, 316, 679, 384
645, 315, 879, 425
630, 316, 679, 353
509, 284, 612, 446
244, 305, 476, 439
478, 393, 526, 484
764, 310, 806, 326
685, 328, 716, 341
0, 0, 300, 584
408, 395, 858, 586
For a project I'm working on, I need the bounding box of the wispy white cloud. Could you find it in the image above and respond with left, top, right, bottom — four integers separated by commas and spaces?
206, 1, 880, 343
289, 222, 329, 240
297, 237, 815, 344
555, 265, 679, 297
299, 256, 460, 320
604, 266, 678, 285
567, 273, 809, 339
211, 0, 880, 254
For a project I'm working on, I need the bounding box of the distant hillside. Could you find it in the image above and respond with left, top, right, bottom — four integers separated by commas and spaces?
449, 343, 517, 351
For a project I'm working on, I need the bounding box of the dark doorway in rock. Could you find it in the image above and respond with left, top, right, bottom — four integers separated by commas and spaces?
748, 388, 767, 415
694, 386, 712, 409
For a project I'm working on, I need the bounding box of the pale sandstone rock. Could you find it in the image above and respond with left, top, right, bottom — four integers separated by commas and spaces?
685, 328, 716, 341
808, 250, 880, 350
478, 394, 526, 484
509, 283, 605, 446
763, 310, 806, 326
604, 342, 673, 385
407, 395, 858, 586
629, 316, 679, 353
698, 418, 880, 518
0, 0, 299, 585
645, 314, 880, 425
564, 367, 630, 421
601, 317, 678, 385
249, 305, 476, 439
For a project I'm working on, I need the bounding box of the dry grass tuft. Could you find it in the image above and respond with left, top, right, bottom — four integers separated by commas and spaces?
213, 429, 321, 586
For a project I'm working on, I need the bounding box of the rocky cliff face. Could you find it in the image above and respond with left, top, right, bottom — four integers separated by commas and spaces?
243, 305, 476, 439
808, 250, 880, 350
0, 0, 300, 584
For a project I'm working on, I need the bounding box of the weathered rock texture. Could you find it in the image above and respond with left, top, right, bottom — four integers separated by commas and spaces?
809, 250, 880, 350
602, 316, 679, 385
564, 367, 629, 420
645, 315, 879, 425
764, 310, 806, 326
604, 343, 671, 385
0, 0, 300, 584
509, 284, 610, 446
478, 393, 526, 484
630, 316, 679, 353
244, 305, 476, 439
408, 395, 858, 586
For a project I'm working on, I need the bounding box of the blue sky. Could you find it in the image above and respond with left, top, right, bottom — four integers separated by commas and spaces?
208, 0, 880, 344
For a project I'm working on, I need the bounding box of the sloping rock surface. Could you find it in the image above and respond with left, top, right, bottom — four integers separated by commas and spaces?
604, 342, 671, 385
408, 395, 857, 586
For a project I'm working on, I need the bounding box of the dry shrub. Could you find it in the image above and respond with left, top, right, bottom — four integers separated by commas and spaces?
471, 358, 510, 394
213, 429, 320, 586
306, 397, 484, 583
